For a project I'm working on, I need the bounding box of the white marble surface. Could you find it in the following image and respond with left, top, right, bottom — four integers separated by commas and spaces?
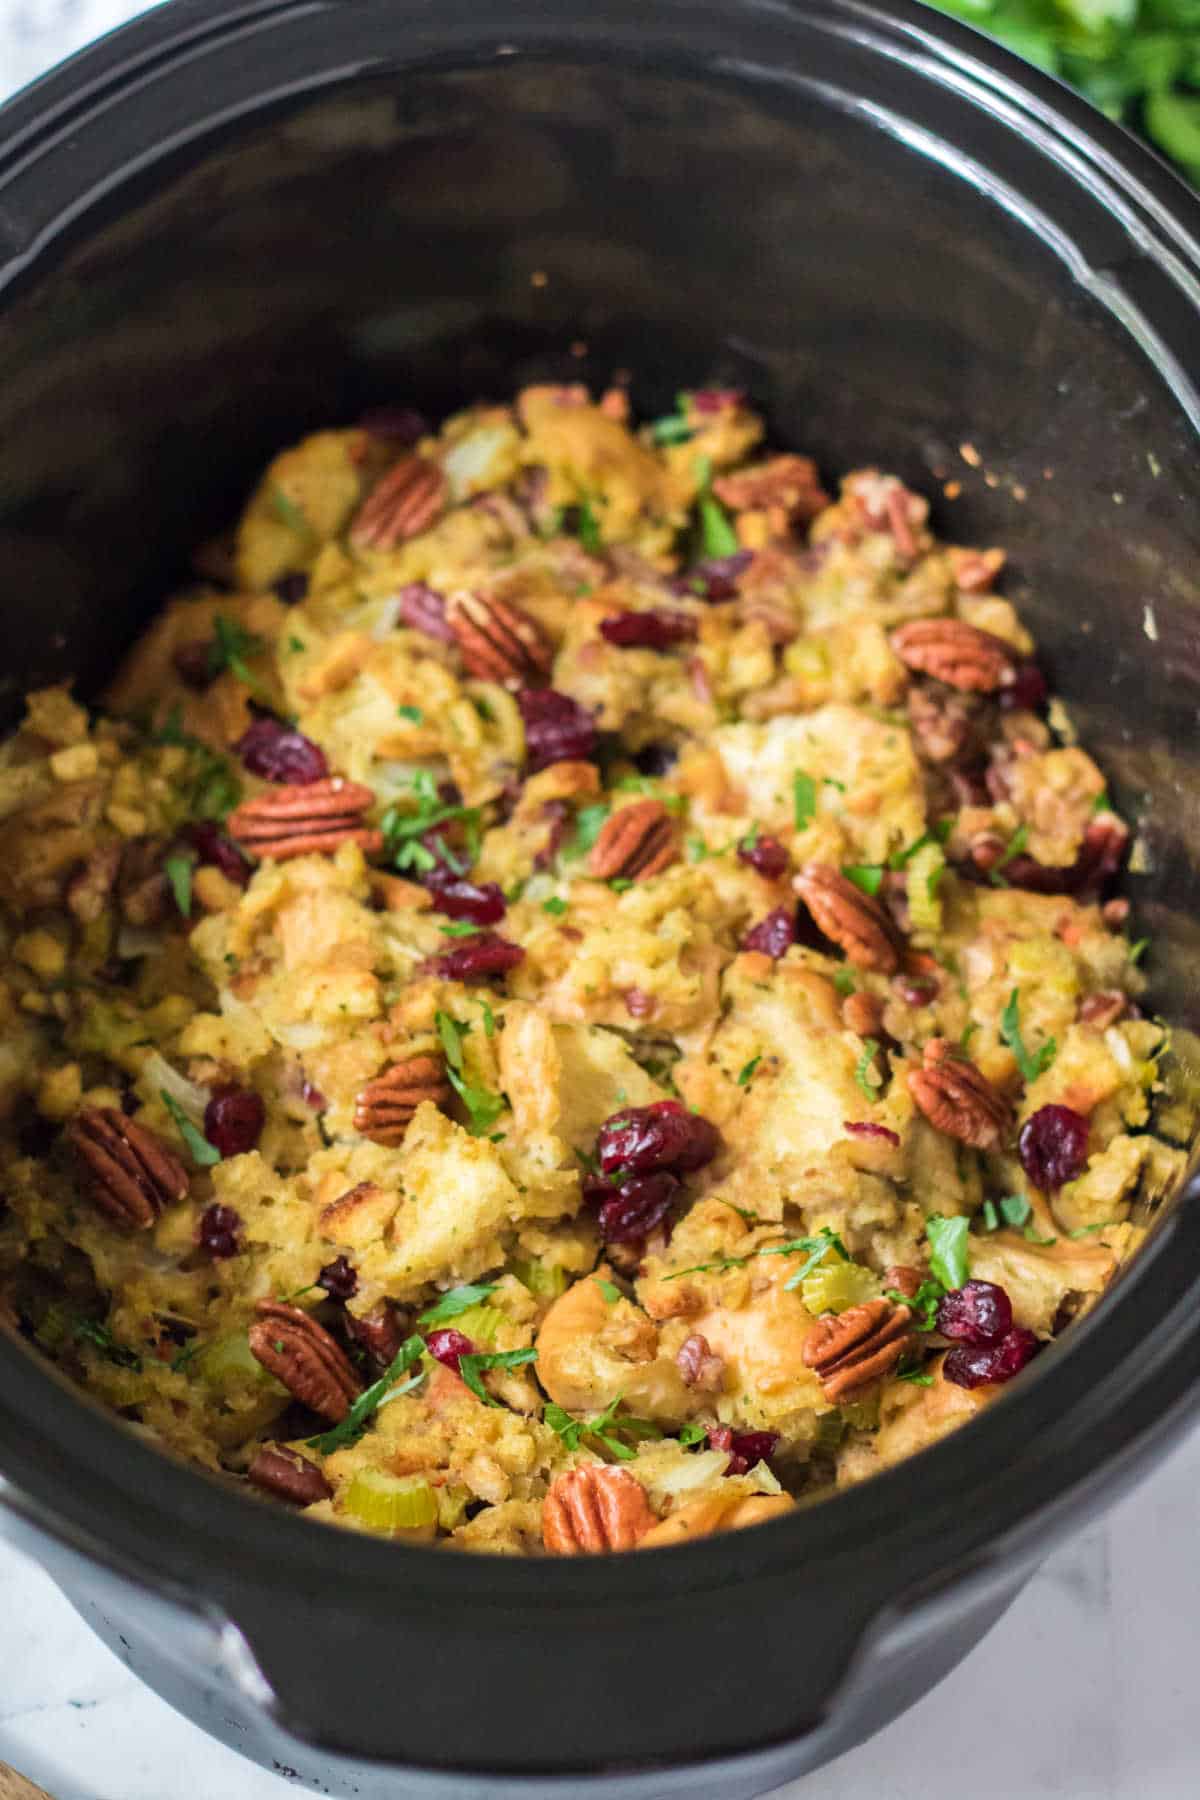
2, 5, 1200, 1798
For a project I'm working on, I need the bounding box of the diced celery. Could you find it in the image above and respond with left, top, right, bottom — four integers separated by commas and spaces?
445, 1304, 505, 1345
840, 1394, 881, 1432
344, 1470, 439, 1532
906, 840, 945, 934
800, 1260, 880, 1315
511, 1259, 569, 1300
435, 1483, 472, 1530
813, 1411, 845, 1453
201, 1331, 281, 1393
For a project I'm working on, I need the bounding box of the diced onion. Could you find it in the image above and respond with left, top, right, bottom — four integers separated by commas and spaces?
143, 1050, 210, 1122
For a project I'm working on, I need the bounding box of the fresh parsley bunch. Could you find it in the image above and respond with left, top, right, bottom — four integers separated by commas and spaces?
925, 0, 1200, 186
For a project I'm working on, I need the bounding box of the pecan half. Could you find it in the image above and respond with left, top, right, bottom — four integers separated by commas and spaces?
228, 778, 383, 861
354, 1054, 452, 1146
713, 454, 829, 525
794, 863, 902, 973
803, 1298, 915, 1402
907, 682, 981, 765
69, 1108, 188, 1229
890, 618, 1016, 693
588, 799, 678, 883
446, 590, 552, 687
247, 1444, 333, 1506
907, 1038, 1014, 1149
350, 455, 447, 550
248, 1301, 362, 1421
543, 1464, 657, 1554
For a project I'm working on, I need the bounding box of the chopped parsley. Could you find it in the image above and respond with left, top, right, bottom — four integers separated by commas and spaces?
270, 486, 312, 536
459, 1346, 539, 1408
417, 1283, 498, 1325
1128, 938, 1149, 965
843, 864, 884, 897
651, 412, 694, 445
737, 1055, 761, 1087
164, 850, 196, 919
308, 1335, 427, 1453
397, 704, 424, 723
693, 454, 739, 558
439, 921, 482, 937
677, 1422, 708, 1446
793, 770, 817, 831
1000, 988, 1057, 1083
896, 1361, 935, 1387
566, 802, 611, 859
668, 1225, 849, 1288
159, 1089, 220, 1167
576, 499, 604, 554
988, 822, 1030, 886
544, 1392, 662, 1458
435, 1009, 507, 1135
887, 1279, 945, 1333
381, 769, 481, 875
207, 613, 268, 698
73, 1317, 143, 1371
593, 1278, 621, 1304
542, 897, 569, 916
925, 1214, 970, 1291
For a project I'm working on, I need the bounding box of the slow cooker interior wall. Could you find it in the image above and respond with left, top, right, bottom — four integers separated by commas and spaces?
2, 59, 1198, 1019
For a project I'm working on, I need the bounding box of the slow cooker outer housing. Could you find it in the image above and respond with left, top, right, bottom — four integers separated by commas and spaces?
2, 0, 1200, 1790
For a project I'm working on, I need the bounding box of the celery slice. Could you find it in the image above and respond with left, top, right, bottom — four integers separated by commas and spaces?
344, 1471, 439, 1532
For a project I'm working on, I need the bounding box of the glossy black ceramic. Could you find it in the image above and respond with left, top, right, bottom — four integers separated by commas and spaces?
2, 3, 1200, 1795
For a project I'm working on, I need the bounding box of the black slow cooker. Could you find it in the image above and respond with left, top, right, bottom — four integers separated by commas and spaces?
1, 3, 1199, 1796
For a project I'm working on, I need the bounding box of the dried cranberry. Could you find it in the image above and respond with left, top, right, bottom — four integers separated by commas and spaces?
301, 1079, 327, 1111
843, 1121, 901, 1147
999, 660, 1048, 712
518, 688, 598, 772
936, 1280, 1013, 1346
737, 834, 789, 880
425, 1328, 475, 1373
430, 879, 506, 926
707, 1424, 779, 1475
436, 933, 525, 980
597, 1099, 720, 1178
184, 822, 252, 888
397, 581, 455, 643
943, 1326, 1039, 1389
671, 549, 753, 603
203, 1086, 265, 1158
600, 610, 698, 649
235, 717, 328, 785
590, 1170, 680, 1243
173, 641, 215, 689
742, 906, 797, 959
273, 572, 309, 606
317, 1256, 358, 1300
198, 1204, 241, 1260
1018, 1104, 1090, 1191
633, 742, 678, 777
360, 405, 427, 445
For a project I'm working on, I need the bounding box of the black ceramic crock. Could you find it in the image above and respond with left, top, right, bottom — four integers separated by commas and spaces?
2, 3, 1200, 1795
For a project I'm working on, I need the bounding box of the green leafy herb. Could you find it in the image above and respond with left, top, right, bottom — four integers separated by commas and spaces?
287, 635, 306, 654
691, 454, 740, 559
998, 1195, 1032, 1229
982, 1199, 999, 1232
854, 1039, 883, 1099
542, 897, 569, 916
270, 486, 312, 536
164, 851, 196, 919
593, 1278, 621, 1304
677, 1422, 708, 1446
651, 412, 694, 445
397, 704, 424, 723
833, 969, 856, 996
1128, 937, 1149, 964
737, 1055, 761, 1087
480, 1000, 496, 1038
435, 1009, 507, 1135
781, 1227, 851, 1291
576, 500, 604, 554
1000, 988, 1057, 1083
567, 802, 611, 859
544, 1392, 662, 1458
73, 1316, 143, 1371
793, 770, 817, 831
1023, 1227, 1058, 1246
925, 1214, 970, 1292
458, 1346, 538, 1407
417, 1283, 498, 1326
896, 1361, 935, 1387
610, 877, 634, 893
988, 822, 1030, 887
168, 1339, 201, 1374
887, 1279, 946, 1333
439, 921, 481, 938
159, 1089, 220, 1167
154, 710, 241, 821
843, 864, 885, 897
381, 769, 481, 875
308, 1335, 427, 1453
208, 613, 268, 695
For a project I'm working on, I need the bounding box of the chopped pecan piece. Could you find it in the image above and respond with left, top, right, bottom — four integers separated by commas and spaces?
1078, 990, 1128, 1030
907, 682, 981, 765
890, 618, 1016, 693
542, 1464, 657, 1554
907, 1038, 1014, 1149
676, 1332, 725, 1391
227, 778, 383, 861
344, 1301, 405, 1374
447, 590, 552, 687
588, 799, 678, 883
842, 989, 885, 1039
794, 863, 902, 974
247, 1444, 333, 1506
354, 1053, 452, 1146
803, 1298, 915, 1402
882, 1264, 923, 1299
713, 454, 829, 527
350, 455, 447, 550
947, 545, 1006, 594
69, 1108, 189, 1229
248, 1301, 362, 1422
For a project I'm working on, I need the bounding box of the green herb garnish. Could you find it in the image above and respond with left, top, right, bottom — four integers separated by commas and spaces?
164, 851, 196, 919
651, 413, 694, 445
925, 1214, 970, 1291
593, 1278, 621, 1304
397, 704, 424, 723
793, 770, 817, 831
542, 897, 569, 916
439, 921, 482, 938
567, 802, 611, 859
677, 1422, 708, 1446
988, 822, 1030, 886
737, 1056, 761, 1087
887, 1279, 945, 1333
159, 1089, 220, 1167
459, 1346, 539, 1408
998, 1195, 1032, 1229
854, 1039, 883, 1099
208, 613, 269, 699
896, 1361, 935, 1387
843, 864, 885, 897
1000, 988, 1057, 1083
417, 1284, 498, 1326
73, 1317, 143, 1371
576, 500, 604, 554
270, 487, 312, 536
308, 1335, 427, 1453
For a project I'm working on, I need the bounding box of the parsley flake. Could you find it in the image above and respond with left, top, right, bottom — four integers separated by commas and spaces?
542, 897, 569, 916
164, 850, 196, 919
988, 822, 1030, 886
397, 704, 424, 723
1000, 988, 1057, 1083
854, 1038, 883, 1098
159, 1089, 220, 1167
925, 1214, 970, 1291
417, 1284, 497, 1326
593, 1278, 621, 1304
737, 1055, 761, 1087
843, 864, 885, 897
459, 1346, 538, 1408
308, 1335, 427, 1453
793, 771, 817, 831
